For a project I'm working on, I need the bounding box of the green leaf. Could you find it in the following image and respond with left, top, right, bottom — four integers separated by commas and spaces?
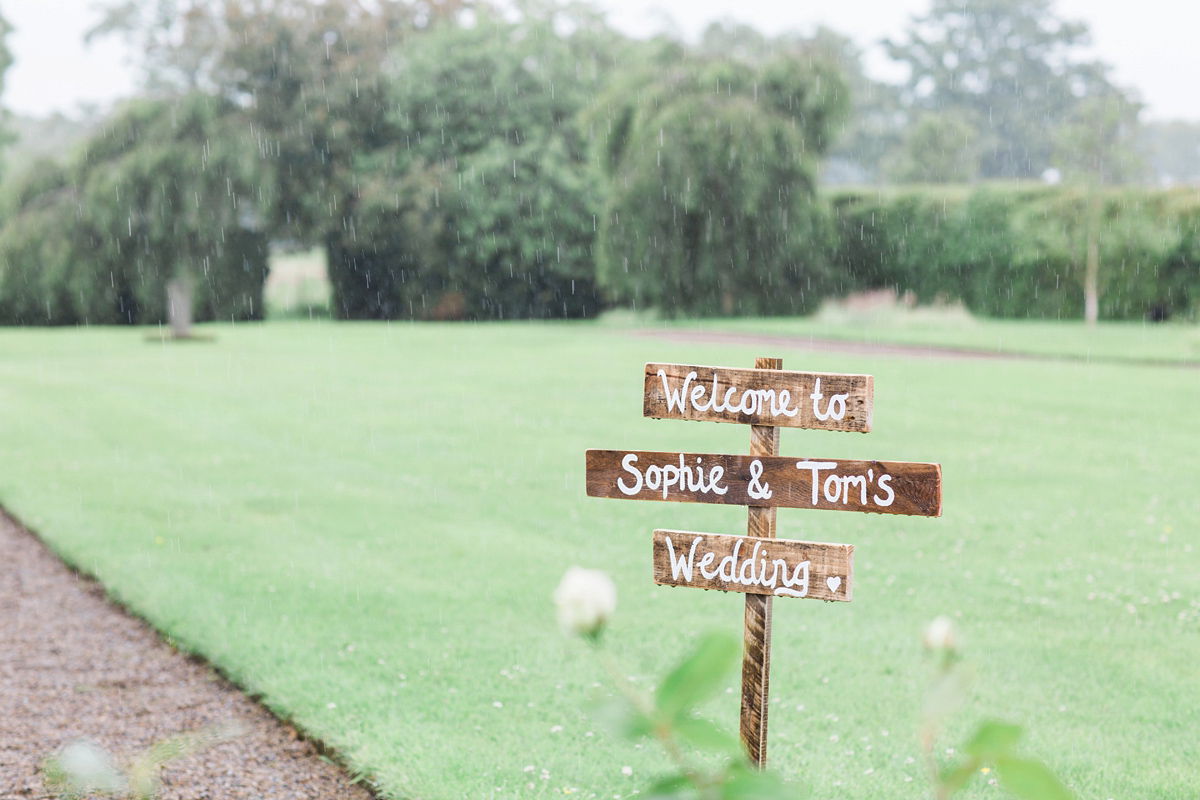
719, 762, 802, 800
995, 756, 1077, 800
589, 695, 654, 740
964, 720, 1023, 759
656, 632, 740, 722
643, 774, 695, 799
673, 716, 742, 755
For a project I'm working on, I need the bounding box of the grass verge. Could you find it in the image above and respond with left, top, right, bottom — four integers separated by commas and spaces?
0, 319, 1196, 799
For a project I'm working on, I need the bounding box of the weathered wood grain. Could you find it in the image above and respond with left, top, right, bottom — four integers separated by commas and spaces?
652, 531, 853, 602
742, 589, 771, 767
643, 363, 873, 432
741, 356, 781, 767
585, 450, 942, 517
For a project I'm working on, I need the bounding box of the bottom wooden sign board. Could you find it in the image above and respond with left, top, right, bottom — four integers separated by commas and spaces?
652, 530, 853, 602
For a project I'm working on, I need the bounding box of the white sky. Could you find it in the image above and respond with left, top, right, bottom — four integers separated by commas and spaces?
4, 0, 1199, 121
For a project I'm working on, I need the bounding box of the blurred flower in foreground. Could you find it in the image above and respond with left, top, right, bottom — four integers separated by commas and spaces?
43, 739, 126, 796
553, 567, 616, 639
922, 615, 957, 654
43, 722, 242, 800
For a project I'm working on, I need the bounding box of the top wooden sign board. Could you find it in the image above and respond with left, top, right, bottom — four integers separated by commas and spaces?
644, 363, 873, 433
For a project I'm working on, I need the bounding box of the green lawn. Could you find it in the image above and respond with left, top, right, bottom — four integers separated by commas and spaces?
642, 307, 1200, 365
1, 320, 1197, 799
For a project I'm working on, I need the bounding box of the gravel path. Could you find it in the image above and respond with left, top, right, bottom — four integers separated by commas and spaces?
0, 511, 376, 800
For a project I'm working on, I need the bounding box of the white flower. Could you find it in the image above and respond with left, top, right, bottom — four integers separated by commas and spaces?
922, 616, 956, 652
46, 740, 126, 795
621, 766, 633, 777
553, 567, 616, 637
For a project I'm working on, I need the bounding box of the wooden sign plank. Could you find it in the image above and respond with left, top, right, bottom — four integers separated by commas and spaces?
644, 363, 873, 433
586, 450, 942, 517
653, 530, 853, 602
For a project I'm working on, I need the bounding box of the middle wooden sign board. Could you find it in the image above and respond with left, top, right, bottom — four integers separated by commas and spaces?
584, 359, 943, 767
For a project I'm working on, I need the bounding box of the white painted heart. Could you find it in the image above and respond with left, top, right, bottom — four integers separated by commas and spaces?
826, 576, 842, 594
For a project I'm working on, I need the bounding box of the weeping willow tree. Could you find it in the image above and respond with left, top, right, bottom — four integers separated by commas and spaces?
587, 52, 850, 316
0, 94, 269, 328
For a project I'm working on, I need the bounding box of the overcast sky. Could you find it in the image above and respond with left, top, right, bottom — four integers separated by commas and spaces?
5, 0, 1199, 121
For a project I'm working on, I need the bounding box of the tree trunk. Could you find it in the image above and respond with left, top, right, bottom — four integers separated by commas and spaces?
167, 277, 193, 338
1084, 234, 1099, 326
1083, 192, 1101, 327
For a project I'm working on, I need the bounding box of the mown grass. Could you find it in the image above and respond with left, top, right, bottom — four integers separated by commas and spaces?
1, 319, 1197, 799
652, 306, 1200, 364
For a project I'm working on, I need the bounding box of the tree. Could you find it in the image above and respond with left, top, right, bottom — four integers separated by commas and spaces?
0, 7, 16, 176
0, 95, 270, 328
885, 0, 1133, 179
1012, 188, 1177, 324
695, 22, 904, 185
86, 0, 224, 93
884, 110, 979, 183
327, 6, 622, 319
792, 26, 905, 185
86, 0, 445, 242
587, 52, 850, 316
1051, 92, 1146, 323
385, 2, 629, 167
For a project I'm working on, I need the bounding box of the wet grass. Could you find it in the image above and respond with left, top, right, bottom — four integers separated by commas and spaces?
643, 307, 1200, 365
0, 319, 1197, 799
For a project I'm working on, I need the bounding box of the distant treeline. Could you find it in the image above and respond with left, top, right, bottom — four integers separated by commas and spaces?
0, 0, 1196, 326
831, 186, 1200, 321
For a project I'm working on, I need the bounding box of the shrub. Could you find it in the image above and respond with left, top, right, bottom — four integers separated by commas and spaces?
328, 138, 603, 321
828, 185, 1200, 321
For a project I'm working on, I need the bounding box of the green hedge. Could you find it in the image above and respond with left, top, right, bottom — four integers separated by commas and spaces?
328, 138, 603, 321
830, 185, 1200, 321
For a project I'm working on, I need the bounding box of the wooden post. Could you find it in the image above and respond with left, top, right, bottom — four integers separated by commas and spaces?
741, 356, 781, 767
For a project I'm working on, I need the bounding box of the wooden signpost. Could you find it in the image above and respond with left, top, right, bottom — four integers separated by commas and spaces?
585, 357, 942, 767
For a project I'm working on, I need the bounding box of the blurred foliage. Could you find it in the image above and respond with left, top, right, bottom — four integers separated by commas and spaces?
883, 111, 980, 184
329, 135, 602, 320
585, 628, 802, 800
385, 2, 629, 166
1053, 94, 1147, 186
3, 0, 1195, 325
0, 6, 14, 175
830, 185, 1200, 321
88, 0, 439, 241
0, 95, 268, 325
884, 0, 1138, 180
587, 50, 850, 316
920, 621, 1077, 800
328, 6, 616, 320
